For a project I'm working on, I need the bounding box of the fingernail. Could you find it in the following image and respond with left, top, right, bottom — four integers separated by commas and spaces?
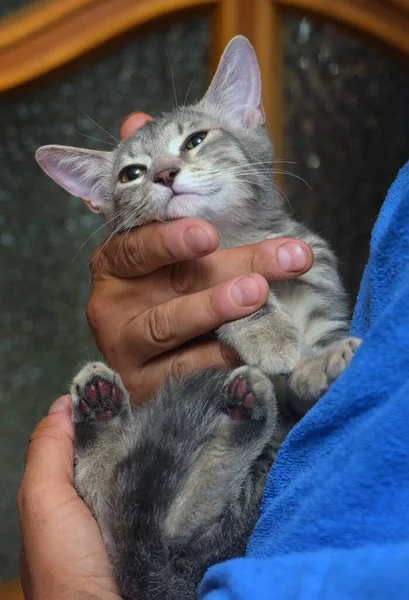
231, 277, 260, 306
277, 242, 309, 272
48, 395, 70, 415
184, 227, 212, 253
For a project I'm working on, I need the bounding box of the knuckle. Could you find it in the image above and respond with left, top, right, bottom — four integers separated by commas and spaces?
220, 344, 241, 366
86, 295, 111, 331
146, 305, 176, 345
17, 481, 40, 515
18, 426, 55, 512
170, 352, 193, 380
248, 245, 261, 274
123, 232, 151, 274
90, 231, 152, 278
206, 289, 222, 321
27, 423, 63, 459
18, 482, 51, 520
170, 260, 201, 295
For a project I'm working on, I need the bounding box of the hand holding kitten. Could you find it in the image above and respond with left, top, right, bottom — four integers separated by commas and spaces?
18, 395, 120, 600
87, 112, 313, 403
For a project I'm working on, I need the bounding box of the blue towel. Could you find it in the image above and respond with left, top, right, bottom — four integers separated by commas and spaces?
200, 160, 409, 599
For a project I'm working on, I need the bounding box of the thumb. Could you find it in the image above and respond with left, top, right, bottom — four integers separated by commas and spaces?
19, 395, 119, 600
20, 395, 74, 495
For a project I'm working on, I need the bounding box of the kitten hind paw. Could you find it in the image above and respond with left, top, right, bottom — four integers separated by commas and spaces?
71, 362, 130, 423
222, 366, 275, 422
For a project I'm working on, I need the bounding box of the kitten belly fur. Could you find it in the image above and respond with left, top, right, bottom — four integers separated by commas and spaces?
71, 363, 279, 600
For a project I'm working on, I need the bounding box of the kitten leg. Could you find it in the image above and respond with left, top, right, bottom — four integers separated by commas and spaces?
217, 293, 303, 376
164, 366, 277, 546
290, 337, 362, 411
221, 367, 279, 538
71, 362, 132, 542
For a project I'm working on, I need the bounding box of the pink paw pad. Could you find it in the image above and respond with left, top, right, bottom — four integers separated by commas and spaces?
86, 383, 98, 404
223, 375, 256, 421
79, 377, 123, 421
97, 378, 111, 399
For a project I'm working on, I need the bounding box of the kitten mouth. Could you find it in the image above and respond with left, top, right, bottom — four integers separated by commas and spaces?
166, 192, 180, 207
164, 191, 203, 218
167, 191, 200, 205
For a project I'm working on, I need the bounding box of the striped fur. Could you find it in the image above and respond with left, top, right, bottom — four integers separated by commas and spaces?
35, 36, 361, 599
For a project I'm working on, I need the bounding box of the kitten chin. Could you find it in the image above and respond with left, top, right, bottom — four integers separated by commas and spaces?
166, 192, 207, 217
163, 192, 234, 228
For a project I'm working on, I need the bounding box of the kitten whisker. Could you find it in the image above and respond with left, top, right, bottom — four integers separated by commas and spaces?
74, 131, 117, 147
109, 200, 158, 275
212, 170, 294, 214
183, 73, 196, 106
272, 169, 312, 191
88, 221, 125, 278
210, 162, 311, 192
108, 201, 152, 274
114, 225, 133, 278
272, 181, 294, 214
212, 160, 297, 174
209, 169, 275, 178
73, 213, 118, 262
166, 51, 178, 109
79, 109, 119, 144
153, 209, 167, 224
214, 164, 295, 176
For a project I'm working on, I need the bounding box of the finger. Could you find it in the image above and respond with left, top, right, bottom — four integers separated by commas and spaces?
120, 112, 152, 140
90, 218, 219, 279
20, 396, 74, 494
169, 237, 314, 295
129, 274, 269, 361
127, 340, 241, 403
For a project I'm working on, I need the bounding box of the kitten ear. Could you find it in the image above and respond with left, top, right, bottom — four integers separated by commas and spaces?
35, 145, 112, 213
202, 35, 265, 128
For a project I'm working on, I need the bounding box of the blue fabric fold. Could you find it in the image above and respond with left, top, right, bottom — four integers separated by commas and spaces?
200, 160, 409, 599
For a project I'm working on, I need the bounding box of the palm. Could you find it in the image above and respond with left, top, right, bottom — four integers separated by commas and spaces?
48, 484, 118, 592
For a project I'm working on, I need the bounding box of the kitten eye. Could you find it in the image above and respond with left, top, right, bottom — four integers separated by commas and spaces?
120, 165, 146, 183
184, 131, 208, 151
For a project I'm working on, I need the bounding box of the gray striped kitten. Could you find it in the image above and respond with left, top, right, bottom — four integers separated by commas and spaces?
36, 36, 360, 600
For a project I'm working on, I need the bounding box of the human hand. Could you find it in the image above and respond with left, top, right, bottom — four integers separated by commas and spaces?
18, 396, 120, 600
86, 112, 314, 403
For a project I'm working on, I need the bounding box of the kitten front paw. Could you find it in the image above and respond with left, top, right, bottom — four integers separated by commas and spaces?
217, 293, 305, 377
325, 337, 361, 381
218, 315, 303, 377
71, 362, 130, 423
290, 337, 362, 406
255, 338, 302, 377
222, 366, 275, 422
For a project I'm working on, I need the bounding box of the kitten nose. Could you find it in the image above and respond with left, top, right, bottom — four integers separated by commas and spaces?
154, 167, 180, 188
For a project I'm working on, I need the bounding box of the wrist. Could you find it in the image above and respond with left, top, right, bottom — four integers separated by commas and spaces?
22, 569, 121, 600
61, 591, 122, 600
30, 583, 122, 600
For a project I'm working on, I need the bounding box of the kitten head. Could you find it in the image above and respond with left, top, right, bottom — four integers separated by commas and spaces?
36, 36, 277, 237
